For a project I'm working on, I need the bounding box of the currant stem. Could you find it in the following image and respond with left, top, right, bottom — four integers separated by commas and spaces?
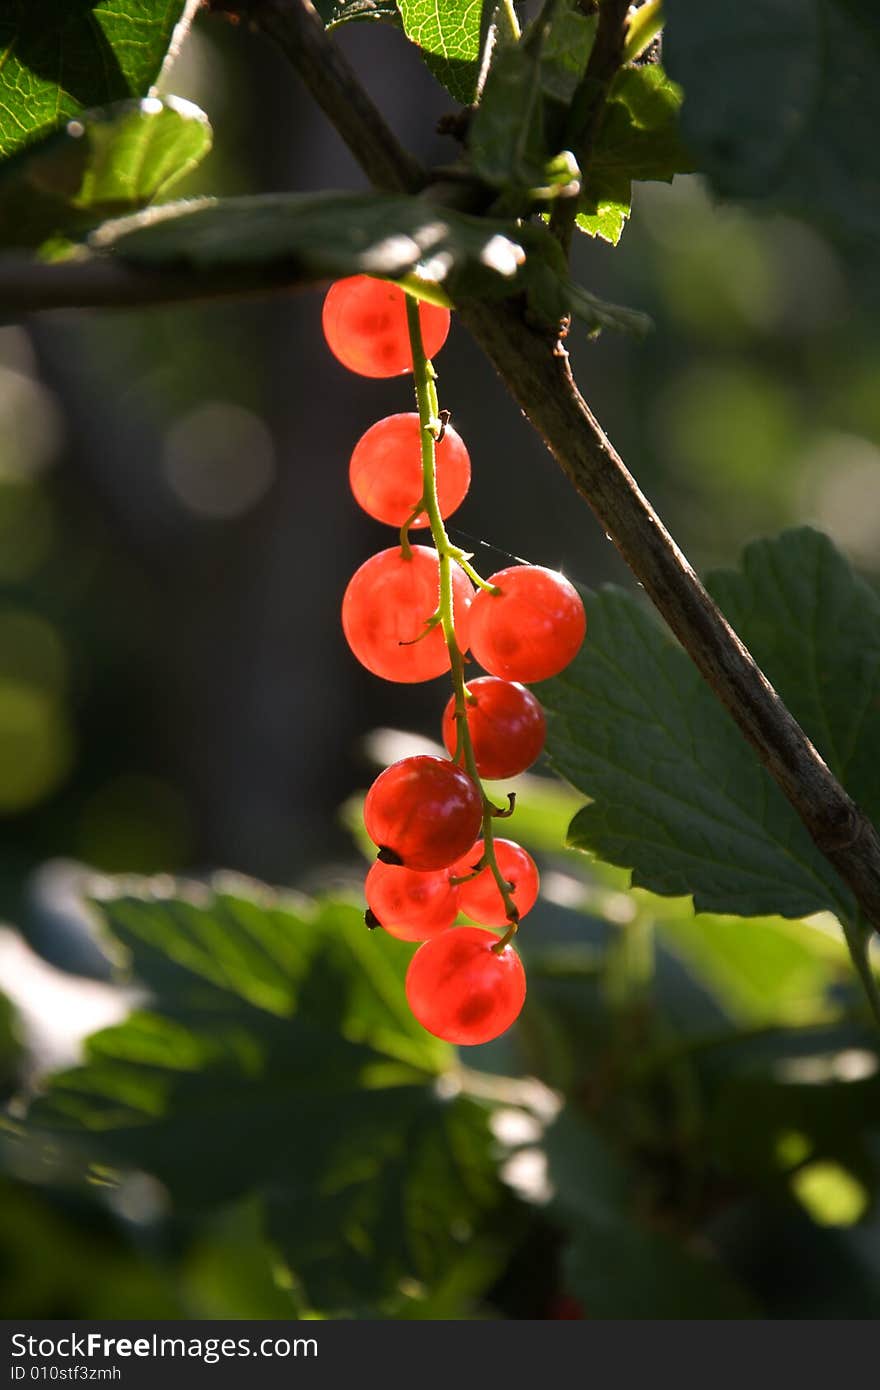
622, 0, 664, 65
447, 547, 501, 593
405, 294, 521, 947
500, 0, 522, 42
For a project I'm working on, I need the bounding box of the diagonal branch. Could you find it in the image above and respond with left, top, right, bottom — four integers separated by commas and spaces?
219, 0, 880, 934
456, 296, 880, 932
204, 0, 425, 193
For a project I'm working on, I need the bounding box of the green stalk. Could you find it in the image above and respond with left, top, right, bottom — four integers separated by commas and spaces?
622, 0, 664, 64
501, 0, 522, 42
405, 294, 521, 949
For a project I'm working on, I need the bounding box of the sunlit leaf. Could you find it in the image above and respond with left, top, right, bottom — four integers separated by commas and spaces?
0, 98, 212, 251
538, 529, 879, 924
577, 66, 694, 246
0, 1, 189, 160
397, 0, 487, 104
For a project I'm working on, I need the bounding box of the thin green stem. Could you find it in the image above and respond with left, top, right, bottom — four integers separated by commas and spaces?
500, 0, 522, 41
405, 294, 521, 948
842, 915, 880, 1029
622, 0, 664, 64
448, 547, 500, 593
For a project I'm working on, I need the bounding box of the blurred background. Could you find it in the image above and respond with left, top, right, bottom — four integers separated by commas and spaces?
1, 10, 879, 1318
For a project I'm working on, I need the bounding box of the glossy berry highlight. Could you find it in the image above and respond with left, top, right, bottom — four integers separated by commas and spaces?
349, 413, 471, 527
405, 925, 526, 1045
364, 755, 482, 871
442, 676, 546, 779
341, 545, 473, 683
322, 276, 450, 378
452, 838, 539, 927
468, 565, 586, 683
365, 861, 459, 942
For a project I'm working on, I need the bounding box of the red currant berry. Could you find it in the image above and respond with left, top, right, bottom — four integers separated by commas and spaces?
322, 276, 450, 378
349, 413, 471, 527
442, 677, 546, 778
452, 839, 539, 927
405, 925, 526, 1045
364, 755, 482, 871
365, 861, 459, 942
342, 545, 473, 683
468, 566, 586, 683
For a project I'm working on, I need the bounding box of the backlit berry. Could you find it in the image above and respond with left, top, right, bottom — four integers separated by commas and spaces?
322, 276, 450, 378
365, 861, 459, 942
364, 755, 482, 871
442, 676, 546, 778
452, 839, 539, 927
405, 925, 526, 1045
468, 565, 586, 683
349, 413, 471, 527
341, 545, 473, 683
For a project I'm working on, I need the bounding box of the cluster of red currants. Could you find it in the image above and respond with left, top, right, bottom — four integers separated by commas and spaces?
322, 275, 586, 1046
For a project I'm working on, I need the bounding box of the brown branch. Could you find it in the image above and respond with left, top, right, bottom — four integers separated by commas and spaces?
0, 256, 321, 312
456, 297, 880, 930
204, 0, 425, 194
216, 0, 880, 935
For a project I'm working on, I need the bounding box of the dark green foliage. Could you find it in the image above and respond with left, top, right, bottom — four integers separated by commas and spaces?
0, 1, 190, 158
0, 97, 211, 251
25, 881, 512, 1313
664, 0, 880, 254
538, 530, 878, 926
93, 190, 646, 333
577, 66, 695, 244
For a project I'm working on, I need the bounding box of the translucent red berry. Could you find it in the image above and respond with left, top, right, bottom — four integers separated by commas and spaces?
322, 276, 450, 378
442, 676, 546, 779
349, 413, 471, 528
364, 755, 482, 871
365, 861, 459, 942
452, 838, 539, 927
468, 565, 586, 683
341, 545, 473, 683
405, 925, 526, 1045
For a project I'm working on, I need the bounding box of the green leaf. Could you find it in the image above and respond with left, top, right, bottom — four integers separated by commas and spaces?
545, 1110, 756, 1317
91, 182, 647, 337
469, 0, 595, 197
707, 530, 880, 827
577, 66, 694, 246
314, 0, 400, 28
24, 879, 510, 1312
0, 989, 20, 1097
656, 912, 852, 1026
91, 191, 532, 297
0, 97, 211, 251
397, 0, 487, 104
267, 1090, 501, 1310
0, 1, 190, 161
575, 201, 628, 246
538, 528, 879, 924
538, 2, 597, 107
664, 0, 880, 254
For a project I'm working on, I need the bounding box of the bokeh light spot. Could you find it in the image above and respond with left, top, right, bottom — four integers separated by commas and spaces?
163, 402, 275, 520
